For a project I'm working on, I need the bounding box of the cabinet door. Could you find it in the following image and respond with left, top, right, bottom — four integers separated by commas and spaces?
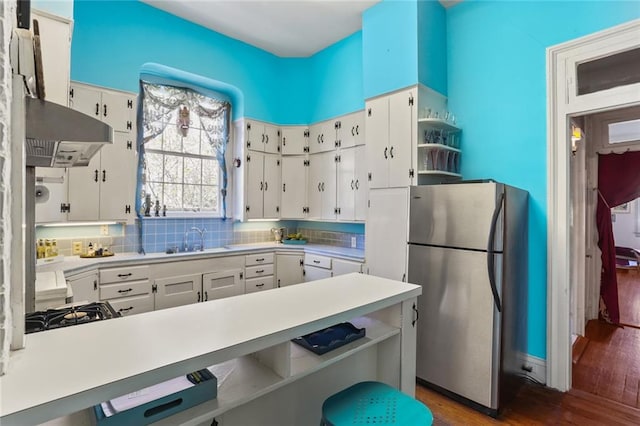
307, 153, 323, 220
339, 111, 364, 148
110, 294, 154, 317
354, 145, 368, 221
69, 83, 102, 120
365, 96, 389, 189
101, 91, 135, 133
281, 156, 306, 219
281, 126, 307, 155
66, 271, 99, 304
276, 254, 304, 287
263, 123, 280, 154
154, 273, 202, 310
320, 151, 337, 221
32, 10, 70, 106
246, 152, 264, 219
35, 167, 68, 223
203, 269, 243, 301
337, 147, 356, 221
304, 265, 332, 282
67, 152, 100, 220
263, 154, 281, 219
332, 259, 362, 276
245, 120, 260, 151
365, 188, 408, 282
388, 89, 414, 188
309, 120, 335, 154
99, 132, 136, 221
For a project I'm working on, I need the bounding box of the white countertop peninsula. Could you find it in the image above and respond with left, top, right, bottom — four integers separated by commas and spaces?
0, 273, 419, 426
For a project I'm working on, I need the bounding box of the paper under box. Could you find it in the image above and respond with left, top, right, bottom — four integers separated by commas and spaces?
93, 371, 217, 425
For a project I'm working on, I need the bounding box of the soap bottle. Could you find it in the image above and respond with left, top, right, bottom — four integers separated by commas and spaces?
36, 239, 45, 259
51, 239, 58, 257
44, 239, 52, 258
87, 242, 95, 257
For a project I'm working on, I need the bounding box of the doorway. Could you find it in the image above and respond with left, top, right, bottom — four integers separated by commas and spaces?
547, 19, 640, 392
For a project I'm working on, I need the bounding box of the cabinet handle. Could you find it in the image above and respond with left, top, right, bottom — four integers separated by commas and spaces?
205, 291, 208, 301
282, 137, 286, 146
321, 182, 325, 191
264, 181, 268, 191
412, 302, 419, 327
117, 273, 132, 278
351, 180, 355, 190
321, 134, 324, 143
102, 170, 106, 182
117, 288, 132, 293
94, 169, 99, 182
351, 126, 355, 136
118, 307, 133, 313
384, 147, 388, 159
95, 103, 99, 116
402, 273, 406, 282
278, 279, 281, 288
283, 183, 286, 192
256, 269, 264, 274
390, 146, 394, 158
262, 134, 265, 143
94, 280, 98, 290
103, 104, 107, 117
197, 291, 201, 302
313, 260, 320, 264
265, 134, 269, 143
318, 182, 321, 192
355, 179, 360, 190
256, 258, 265, 262
355, 125, 359, 135
260, 181, 264, 191
317, 135, 321, 144
256, 283, 264, 288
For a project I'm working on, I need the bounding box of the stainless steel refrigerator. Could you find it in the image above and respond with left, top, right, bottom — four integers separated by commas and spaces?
407, 181, 528, 416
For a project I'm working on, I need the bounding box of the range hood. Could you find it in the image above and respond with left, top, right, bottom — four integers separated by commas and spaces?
12, 27, 113, 168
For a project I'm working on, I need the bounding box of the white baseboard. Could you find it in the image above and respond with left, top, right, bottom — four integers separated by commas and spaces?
516, 352, 546, 385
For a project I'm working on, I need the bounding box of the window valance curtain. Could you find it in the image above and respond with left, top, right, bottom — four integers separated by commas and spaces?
135, 81, 230, 253
596, 150, 640, 324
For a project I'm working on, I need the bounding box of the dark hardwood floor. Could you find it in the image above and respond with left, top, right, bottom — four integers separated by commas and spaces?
413, 270, 640, 424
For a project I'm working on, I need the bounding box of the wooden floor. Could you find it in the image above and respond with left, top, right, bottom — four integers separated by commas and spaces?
413, 270, 640, 424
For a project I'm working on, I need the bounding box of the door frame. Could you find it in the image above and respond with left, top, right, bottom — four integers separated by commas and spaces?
547, 19, 640, 391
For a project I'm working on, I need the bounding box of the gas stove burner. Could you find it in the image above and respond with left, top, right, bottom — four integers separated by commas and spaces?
25, 302, 119, 334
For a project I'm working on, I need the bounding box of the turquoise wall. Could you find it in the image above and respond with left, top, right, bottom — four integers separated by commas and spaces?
308, 31, 365, 123
72, 1, 281, 122
362, 0, 419, 99
447, 0, 640, 359
418, 0, 447, 95
33, 0, 73, 18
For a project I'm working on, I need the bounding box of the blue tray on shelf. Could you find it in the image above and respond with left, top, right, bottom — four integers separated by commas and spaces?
282, 239, 307, 245
292, 322, 366, 355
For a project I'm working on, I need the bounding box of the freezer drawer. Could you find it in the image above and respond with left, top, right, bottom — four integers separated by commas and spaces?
408, 183, 504, 251
408, 244, 502, 410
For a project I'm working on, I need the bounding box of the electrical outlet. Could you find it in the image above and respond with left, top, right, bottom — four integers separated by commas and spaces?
100, 225, 109, 236
351, 237, 357, 248
72, 241, 82, 255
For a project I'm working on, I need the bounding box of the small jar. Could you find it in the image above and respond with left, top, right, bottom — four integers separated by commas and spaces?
51, 239, 58, 257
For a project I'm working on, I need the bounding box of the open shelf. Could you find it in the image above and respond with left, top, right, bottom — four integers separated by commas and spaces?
417, 118, 461, 132
417, 170, 462, 177
150, 315, 399, 426
417, 143, 461, 152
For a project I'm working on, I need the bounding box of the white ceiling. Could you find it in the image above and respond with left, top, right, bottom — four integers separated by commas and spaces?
142, 0, 461, 58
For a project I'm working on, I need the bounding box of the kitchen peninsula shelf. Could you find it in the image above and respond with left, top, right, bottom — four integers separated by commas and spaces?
417, 117, 461, 132
0, 274, 419, 426
417, 143, 461, 152
417, 170, 462, 177
152, 316, 399, 426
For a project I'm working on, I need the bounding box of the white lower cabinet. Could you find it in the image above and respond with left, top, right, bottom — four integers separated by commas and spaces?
99, 265, 152, 317
332, 258, 363, 276
203, 269, 244, 300
276, 253, 304, 287
244, 254, 275, 293
109, 294, 154, 317
245, 276, 275, 293
304, 254, 332, 282
154, 273, 202, 310
66, 270, 99, 304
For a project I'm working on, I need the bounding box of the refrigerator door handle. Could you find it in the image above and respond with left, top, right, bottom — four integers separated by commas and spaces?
487, 190, 505, 312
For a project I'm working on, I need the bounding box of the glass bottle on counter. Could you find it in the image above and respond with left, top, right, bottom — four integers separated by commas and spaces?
36, 239, 45, 259
44, 239, 52, 258
51, 239, 58, 257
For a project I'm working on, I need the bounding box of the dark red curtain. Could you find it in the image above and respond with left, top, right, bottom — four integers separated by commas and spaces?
596, 151, 640, 324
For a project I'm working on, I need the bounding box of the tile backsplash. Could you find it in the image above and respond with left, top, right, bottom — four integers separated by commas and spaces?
36, 220, 365, 255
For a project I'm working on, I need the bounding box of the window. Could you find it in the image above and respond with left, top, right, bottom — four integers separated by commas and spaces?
145, 118, 219, 214
139, 82, 230, 217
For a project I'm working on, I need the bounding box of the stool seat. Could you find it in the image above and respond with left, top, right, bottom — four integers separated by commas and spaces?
321, 381, 433, 425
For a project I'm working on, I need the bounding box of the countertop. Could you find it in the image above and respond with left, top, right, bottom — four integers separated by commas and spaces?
0, 274, 419, 426
36, 242, 365, 276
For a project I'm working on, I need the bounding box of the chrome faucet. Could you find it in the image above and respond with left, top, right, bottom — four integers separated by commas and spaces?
184, 227, 206, 251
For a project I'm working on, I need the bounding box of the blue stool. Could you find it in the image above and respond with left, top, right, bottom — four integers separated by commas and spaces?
321, 381, 433, 425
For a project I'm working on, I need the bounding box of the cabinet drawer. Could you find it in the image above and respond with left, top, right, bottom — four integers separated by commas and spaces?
100, 280, 151, 300
100, 265, 149, 284
245, 276, 275, 293
109, 294, 154, 317
304, 254, 331, 269
245, 253, 274, 266
245, 264, 274, 279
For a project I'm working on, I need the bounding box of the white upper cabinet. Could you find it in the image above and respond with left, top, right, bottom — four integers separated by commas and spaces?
245, 151, 281, 219
336, 145, 367, 222
280, 126, 309, 155
67, 83, 137, 222
281, 156, 308, 219
337, 111, 365, 149
307, 151, 337, 221
308, 119, 337, 154
366, 89, 416, 189
245, 120, 280, 154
